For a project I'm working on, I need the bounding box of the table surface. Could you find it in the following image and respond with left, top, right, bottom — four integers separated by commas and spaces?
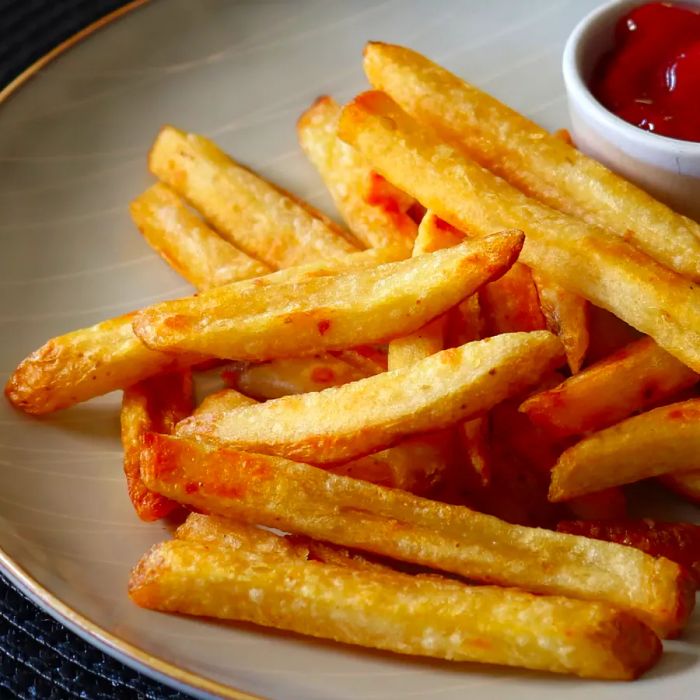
0, 1, 193, 697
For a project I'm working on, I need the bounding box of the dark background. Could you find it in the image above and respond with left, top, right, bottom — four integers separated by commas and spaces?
1, 1, 192, 697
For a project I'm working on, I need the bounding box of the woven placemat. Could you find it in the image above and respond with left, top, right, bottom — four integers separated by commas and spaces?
0, 1, 194, 697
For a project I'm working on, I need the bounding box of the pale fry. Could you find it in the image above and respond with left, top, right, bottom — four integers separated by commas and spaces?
120, 371, 193, 521
176, 513, 390, 573
133, 234, 524, 361
338, 91, 700, 372
533, 272, 589, 374
298, 96, 416, 256
460, 416, 491, 486
140, 433, 693, 636
232, 356, 369, 400
520, 337, 699, 438
363, 42, 700, 281
187, 388, 443, 494
129, 538, 661, 680
177, 331, 564, 464
4, 249, 397, 415
550, 400, 700, 501
129, 183, 271, 290
149, 126, 358, 267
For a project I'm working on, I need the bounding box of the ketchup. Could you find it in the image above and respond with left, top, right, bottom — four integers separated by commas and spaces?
591, 2, 700, 142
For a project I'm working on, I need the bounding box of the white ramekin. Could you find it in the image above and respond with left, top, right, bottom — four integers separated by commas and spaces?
563, 0, 700, 222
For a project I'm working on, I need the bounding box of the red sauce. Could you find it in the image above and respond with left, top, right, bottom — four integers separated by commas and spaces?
591, 2, 700, 141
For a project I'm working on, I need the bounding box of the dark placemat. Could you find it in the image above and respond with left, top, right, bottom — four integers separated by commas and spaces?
0, 2, 195, 698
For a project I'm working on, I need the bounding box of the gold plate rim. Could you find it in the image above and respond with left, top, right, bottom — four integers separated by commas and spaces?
0, 3, 264, 699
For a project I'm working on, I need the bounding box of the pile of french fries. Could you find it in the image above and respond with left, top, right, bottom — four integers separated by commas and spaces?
7, 43, 700, 681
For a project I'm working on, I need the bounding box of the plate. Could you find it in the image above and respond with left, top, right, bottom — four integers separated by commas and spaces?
0, 0, 698, 698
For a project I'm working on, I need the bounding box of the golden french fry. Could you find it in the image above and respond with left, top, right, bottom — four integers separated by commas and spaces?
187, 388, 442, 494
479, 262, 545, 335
297, 96, 416, 256
149, 126, 358, 267
521, 337, 699, 438
338, 90, 700, 372
331, 346, 387, 375
133, 234, 523, 361
130, 183, 271, 290
140, 433, 693, 636
176, 513, 390, 573
4, 313, 201, 415
4, 249, 397, 415
177, 331, 564, 464
550, 400, 700, 501
231, 355, 369, 400
533, 271, 589, 373
120, 371, 193, 521
363, 42, 700, 281
129, 537, 661, 680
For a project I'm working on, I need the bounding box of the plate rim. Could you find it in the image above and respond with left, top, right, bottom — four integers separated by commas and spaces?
0, 3, 264, 698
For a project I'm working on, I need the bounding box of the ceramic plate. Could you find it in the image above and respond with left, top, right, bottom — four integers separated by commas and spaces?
1, 0, 698, 697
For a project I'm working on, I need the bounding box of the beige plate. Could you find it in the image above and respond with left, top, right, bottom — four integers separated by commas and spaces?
0, 0, 698, 697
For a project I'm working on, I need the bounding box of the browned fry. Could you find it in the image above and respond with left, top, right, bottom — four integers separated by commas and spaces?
140, 432, 693, 636
149, 126, 358, 267
363, 42, 700, 281
337, 90, 700, 372
130, 536, 662, 679
4, 313, 202, 415
132, 234, 524, 361
520, 337, 699, 438
129, 183, 271, 290
120, 371, 193, 521
297, 96, 416, 256
177, 331, 564, 464
550, 400, 700, 501
533, 271, 589, 373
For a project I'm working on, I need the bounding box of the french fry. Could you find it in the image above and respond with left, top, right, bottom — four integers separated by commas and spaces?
533, 271, 589, 373
129, 537, 662, 680
459, 416, 491, 487
231, 355, 369, 400
4, 313, 202, 415
386, 211, 455, 369
557, 520, 700, 586
363, 42, 700, 281
520, 337, 699, 438
176, 513, 390, 573
550, 400, 700, 501
479, 263, 545, 336
120, 370, 193, 521
331, 346, 387, 374
177, 331, 564, 464
132, 234, 524, 361
129, 183, 272, 290
140, 432, 693, 636
3, 248, 403, 415
337, 90, 700, 373
188, 388, 443, 495
149, 126, 358, 267
297, 96, 416, 256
